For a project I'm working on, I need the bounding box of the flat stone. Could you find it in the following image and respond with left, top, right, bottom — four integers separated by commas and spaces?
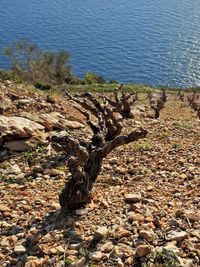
184, 210, 200, 222
75, 209, 87, 216
125, 193, 142, 203
0, 115, 45, 138
4, 140, 31, 151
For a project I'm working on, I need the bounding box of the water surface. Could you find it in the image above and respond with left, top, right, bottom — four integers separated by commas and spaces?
0, 0, 200, 87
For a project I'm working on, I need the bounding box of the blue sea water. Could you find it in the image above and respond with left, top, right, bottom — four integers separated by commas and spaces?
0, 0, 200, 88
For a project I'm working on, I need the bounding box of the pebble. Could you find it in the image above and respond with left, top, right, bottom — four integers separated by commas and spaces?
139, 230, 156, 242
0, 204, 10, 212
136, 245, 152, 257
69, 243, 81, 250
128, 212, 144, 222
100, 241, 114, 253
116, 228, 132, 238
168, 231, 188, 243
14, 245, 26, 255
124, 193, 142, 203
94, 226, 108, 241
91, 251, 103, 261
70, 257, 86, 267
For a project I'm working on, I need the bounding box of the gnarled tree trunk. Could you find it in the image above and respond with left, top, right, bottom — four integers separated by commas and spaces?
51, 92, 147, 211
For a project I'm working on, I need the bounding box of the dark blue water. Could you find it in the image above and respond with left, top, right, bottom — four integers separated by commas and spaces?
0, 0, 200, 88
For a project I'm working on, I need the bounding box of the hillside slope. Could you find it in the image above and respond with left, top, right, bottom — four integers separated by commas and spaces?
0, 81, 200, 267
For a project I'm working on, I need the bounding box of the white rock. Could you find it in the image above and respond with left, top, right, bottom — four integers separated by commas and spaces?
91, 251, 103, 261
0, 116, 44, 137
14, 245, 26, 254
5, 164, 21, 175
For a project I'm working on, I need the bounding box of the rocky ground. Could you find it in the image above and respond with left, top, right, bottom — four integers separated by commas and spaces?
0, 80, 200, 267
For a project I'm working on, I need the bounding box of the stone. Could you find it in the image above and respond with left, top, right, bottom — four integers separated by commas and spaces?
147, 186, 153, 191
17, 99, 32, 106
109, 157, 118, 164
94, 226, 108, 241
68, 243, 81, 250
4, 140, 31, 151
0, 204, 10, 212
124, 193, 142, 203
179, 173, 187, 179
91, 251, 103, 261
100, 241, 114, 253
139, 230, 156, 242
117, 259, 124, 267
75, 209, 87, 216
56, 246, 65, 254
136, 245, 152, 257
46, 168, 65, 177
22, 205, 32, 212
20, 112, 84, 131
48, 248, 57, 254
128, 212, 144, 222
5, 164, 21, 175
66, 250, 79, 256
168, 231, 188, 243
0, 115, 45, 137
116, 228, 132, 238
164, 241, 179, 253
50, 202, 60, 210
14, 245, 26, 255
184, 210, 200, 222
70, 257, 86, 267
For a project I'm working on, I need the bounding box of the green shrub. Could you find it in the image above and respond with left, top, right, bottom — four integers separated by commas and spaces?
3, 40, 72, 85
34, 81, 52, 91
109, 80, 119, 84
84, 71, 105, 84
0, 69, 23, 83
145, 249, 181, 267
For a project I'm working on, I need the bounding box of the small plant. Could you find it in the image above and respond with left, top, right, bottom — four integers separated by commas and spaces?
23, 144, 46, 165
172, 142, 182, 149
34, 81, 52, 91
0, 69, 23, 83
84, 71, 105, 84
176, 120, 189, 130
131, 140, 152, 151
145, 249, 181, 267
